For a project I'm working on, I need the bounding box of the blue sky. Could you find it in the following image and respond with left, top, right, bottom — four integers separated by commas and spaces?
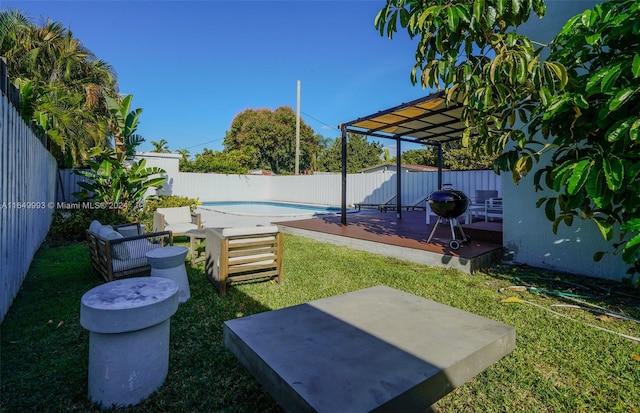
3, 0, 433, 155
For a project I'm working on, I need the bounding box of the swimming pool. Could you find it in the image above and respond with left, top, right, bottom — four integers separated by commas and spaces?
200, 201, 341, 217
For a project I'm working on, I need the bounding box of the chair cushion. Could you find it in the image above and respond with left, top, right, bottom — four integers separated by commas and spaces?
112, 256, 149, 273
166, 222, 199, 235
99, 226, 129, 260
220, 225, 279, 238
158, 206, 191, 225
89, 220, 102, 234
124, 239, 159, 260
116, 224, 140, 238
99, 225, 121, 240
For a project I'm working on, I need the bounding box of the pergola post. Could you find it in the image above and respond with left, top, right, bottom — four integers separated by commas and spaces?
395, 135, 402, 219
341, 125, 347, 225
437, 143, 443, 189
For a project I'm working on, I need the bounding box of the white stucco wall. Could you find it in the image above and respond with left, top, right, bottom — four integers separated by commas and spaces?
503, 1, 628, 281
135, 152, 181, 197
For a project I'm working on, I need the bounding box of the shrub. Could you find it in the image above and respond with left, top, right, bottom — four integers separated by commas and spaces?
46, 208, 130, 246
139, 195, 200, 231
45, 195, 199, 246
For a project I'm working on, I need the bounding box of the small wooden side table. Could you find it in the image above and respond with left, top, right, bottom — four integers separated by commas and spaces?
185, 228, 208, 264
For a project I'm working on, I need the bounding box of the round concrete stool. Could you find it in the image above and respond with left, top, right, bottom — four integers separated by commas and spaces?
80, 277, 179, 408
145, 246, 190, 303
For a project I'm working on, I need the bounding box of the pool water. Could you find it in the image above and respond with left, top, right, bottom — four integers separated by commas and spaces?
200, 201, 341, 217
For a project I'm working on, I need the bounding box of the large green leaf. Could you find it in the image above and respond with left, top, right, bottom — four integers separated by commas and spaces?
585, 167, 606, 207
551, 161, 574, 192
447, 6, 459, 31
580, 9, 594, 27
144, 177, 167, 188
606, 119, 632, 142
586, 66, 609, 93
96, 160, 113, 178
547, 61, 568, 88
621, 218, 640, 232
622, 233, 640, 262
473, 0, 484, 25
585, 33, 600, 45
602, 156, 624, 191
399, 8, 410, 27
630, 118, 640, 141
592, 216, 613, 241
600, 64, 622, 93
609, 86, 638, 111
544, 197, 556, 221
633, 54, 640, 78
567, 159, 590, 195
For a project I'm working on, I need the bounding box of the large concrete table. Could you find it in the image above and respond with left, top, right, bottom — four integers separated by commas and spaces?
223, 285, 515, 412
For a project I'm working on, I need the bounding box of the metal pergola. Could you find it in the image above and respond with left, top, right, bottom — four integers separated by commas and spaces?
339, 91, 467, 225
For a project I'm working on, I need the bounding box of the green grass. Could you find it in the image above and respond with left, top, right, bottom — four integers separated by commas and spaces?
1, 234, 639, 412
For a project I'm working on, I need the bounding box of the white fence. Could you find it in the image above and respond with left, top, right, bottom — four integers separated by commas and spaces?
140, 153, 502, 205
0, 91, 57, 323
167, 169, 501, 207
57, 160, 501, 209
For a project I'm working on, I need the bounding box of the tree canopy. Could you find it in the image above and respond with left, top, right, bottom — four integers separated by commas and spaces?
179, 147, 258, 175
401, 145, 498, 170
375, 0, 640, 284
317, 133, 384, 173
222, 106, 320, 174
1, 9, 118, 167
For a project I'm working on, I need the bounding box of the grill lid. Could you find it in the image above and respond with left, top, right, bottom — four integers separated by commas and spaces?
428, 188, 469, 218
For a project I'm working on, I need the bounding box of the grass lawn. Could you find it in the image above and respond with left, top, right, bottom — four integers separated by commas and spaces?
1, 234, 639, 412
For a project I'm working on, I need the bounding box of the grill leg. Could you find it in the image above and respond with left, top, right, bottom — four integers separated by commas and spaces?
427, 216, 442, 244
456, 219, 468, 242
449, 219, 457, 241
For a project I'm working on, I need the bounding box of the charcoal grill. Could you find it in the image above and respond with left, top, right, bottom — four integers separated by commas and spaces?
426, 185, 471, 250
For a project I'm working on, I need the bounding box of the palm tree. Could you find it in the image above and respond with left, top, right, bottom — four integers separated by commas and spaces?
151, 139, 170, 153
0, 10, 118, 166
0, 10, 30, 63
176, 148, 190, 161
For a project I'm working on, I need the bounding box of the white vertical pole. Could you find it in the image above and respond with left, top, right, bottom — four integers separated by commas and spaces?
295, 80, 301, 175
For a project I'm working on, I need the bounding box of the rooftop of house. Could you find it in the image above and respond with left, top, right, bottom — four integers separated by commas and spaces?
357, 162, 442, 173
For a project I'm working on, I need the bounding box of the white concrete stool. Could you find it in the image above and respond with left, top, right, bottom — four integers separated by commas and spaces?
80, 277, 179, 408
146, 246, 190, 303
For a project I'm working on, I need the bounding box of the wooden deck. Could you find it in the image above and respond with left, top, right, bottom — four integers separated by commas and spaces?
277, 210, 504, 273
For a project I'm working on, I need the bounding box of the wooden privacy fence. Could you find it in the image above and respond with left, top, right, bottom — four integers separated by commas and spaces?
0, 58, 20, 113
0, 70, 57, 323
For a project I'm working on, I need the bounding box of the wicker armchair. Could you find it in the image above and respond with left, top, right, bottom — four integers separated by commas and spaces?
86, 221, 173, 282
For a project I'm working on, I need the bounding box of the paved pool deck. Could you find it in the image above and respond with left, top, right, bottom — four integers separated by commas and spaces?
196, 207, 318, 228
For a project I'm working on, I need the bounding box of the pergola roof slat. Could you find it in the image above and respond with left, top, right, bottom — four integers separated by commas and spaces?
339, 91, 466, 145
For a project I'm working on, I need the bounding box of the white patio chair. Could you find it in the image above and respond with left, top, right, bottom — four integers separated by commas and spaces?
485, 198, 503, 222
153, 206, 201, 237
